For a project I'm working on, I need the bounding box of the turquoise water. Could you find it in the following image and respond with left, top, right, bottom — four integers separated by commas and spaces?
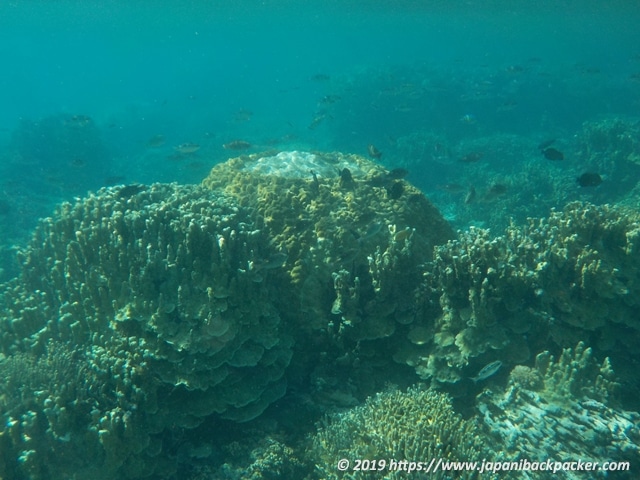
1, 1, 640, 479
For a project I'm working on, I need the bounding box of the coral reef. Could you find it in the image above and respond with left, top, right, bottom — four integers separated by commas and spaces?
394, 201, 640, 384
0, 183, 292, 478
478, 343, 639, 479
203, 151, 453, 394
311, 385, 486, 480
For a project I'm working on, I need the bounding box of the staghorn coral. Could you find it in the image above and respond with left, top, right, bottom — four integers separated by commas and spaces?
0, 183, 292, 478
311, 385, 487, 480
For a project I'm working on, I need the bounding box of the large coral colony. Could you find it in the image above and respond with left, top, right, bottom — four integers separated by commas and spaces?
0, 149, 639, 479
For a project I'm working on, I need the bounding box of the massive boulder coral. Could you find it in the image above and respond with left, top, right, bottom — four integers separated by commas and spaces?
202, 150, 453, 361
0, 183, 292, 479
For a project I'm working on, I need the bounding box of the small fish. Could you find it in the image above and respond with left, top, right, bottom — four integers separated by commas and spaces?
485, 183, 508, 199
386, 181, 404, 199
308, 112, 328, 130
577, 172, 602, 187
542, 147, 564, 161
339, 167, 354, 187
231, 108, 253, 123
253, 252, 288, 271
464, 186, 477, 204
368, 144, 382, 159
174, 143, 200, 154
387, 167, 408, 180
222, 140, 252, 150
459, 152, 483, 163
146, 134, 166, 148
460, 113, 477, 124
117, 184, 146, 199
470, 360, 503, 383
352, 222, 383, 245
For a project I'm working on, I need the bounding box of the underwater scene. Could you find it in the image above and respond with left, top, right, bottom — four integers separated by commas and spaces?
1, 1, 640, 479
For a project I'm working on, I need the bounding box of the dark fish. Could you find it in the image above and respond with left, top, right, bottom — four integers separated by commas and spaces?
470, 360, 502, 383
542, 147, 564, 161
386, 181, 404, 199
387, 168, 409, 180
459, 152, 483, 163
339, 167, 353, 187
368, 144, 382, 159
577, 172, 602, 187
537, 138, 556, 150
223, 140, 252, 150
118, 184, 146, 199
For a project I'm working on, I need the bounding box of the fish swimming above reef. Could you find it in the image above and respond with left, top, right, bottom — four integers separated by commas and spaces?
542, 147, 564, 161
174, 143, 200, 154
386, 167, 408, 180
577, 172, 603, 187
223, 140, 252, 150
470, 360, 503, 382
459, 152, 483, 163
464, 186, 477, 204
368, 144, 382, 159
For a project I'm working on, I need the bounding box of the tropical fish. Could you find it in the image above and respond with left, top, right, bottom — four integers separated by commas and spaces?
231, 108, 253, 123
464, 186, 477, 204
459, 152, 483, 163
577, 172, 602, 187
174, 143, 200, 154
368, 144, 382, 159
386, 181, 404, 199
222, 140, 252, 150
484, 183, 508, 201
460, 113, 477, 124
387, 167, 408, 180
146, 134, 166, 148
542, 147, 564, 161
470, 360, 503, 383
118, 184, 146, 199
